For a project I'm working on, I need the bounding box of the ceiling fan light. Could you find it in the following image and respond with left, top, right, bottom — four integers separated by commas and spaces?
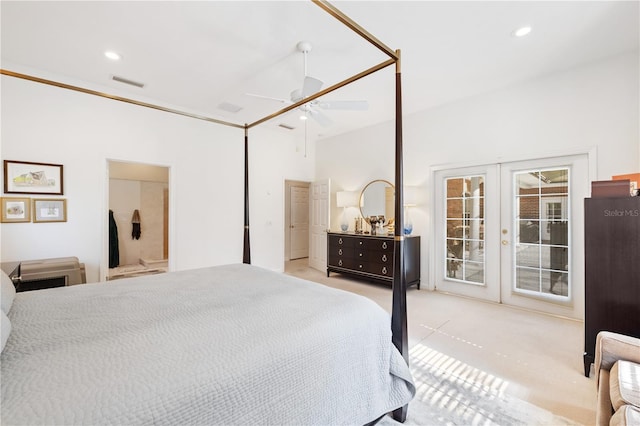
299, 114, 308, 121
104, 51, 121, 61
513, 26, 532, 37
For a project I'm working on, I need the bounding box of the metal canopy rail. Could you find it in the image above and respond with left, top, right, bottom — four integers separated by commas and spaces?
1, 1, 410, 421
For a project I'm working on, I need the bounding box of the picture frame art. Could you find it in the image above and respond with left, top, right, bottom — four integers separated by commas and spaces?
33, 198, 67, 223
3, 160, 64, 195
1, 197, 31, 223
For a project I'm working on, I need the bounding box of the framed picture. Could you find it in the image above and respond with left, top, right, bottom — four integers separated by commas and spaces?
1, 197, 31, 223
33, 198, 67, 223
3, 160, 64, 195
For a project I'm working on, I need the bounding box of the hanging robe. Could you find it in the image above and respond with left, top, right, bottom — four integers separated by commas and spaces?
108, 210, 120, 268
132, 209, 141, 240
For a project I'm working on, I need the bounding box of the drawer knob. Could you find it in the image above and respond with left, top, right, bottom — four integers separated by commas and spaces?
382, 242, 388, 249
358, 264, 363, 269
338, 248, 343, 255
382, 254, 387, 262
359, 241, 363, 245
338, 260, 343, 266
339, 238, 343, 244
382, 267, 387, 274
359, 253, 363, 257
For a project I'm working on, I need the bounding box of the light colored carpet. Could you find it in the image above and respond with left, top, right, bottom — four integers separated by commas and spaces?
379, 343, 582, 426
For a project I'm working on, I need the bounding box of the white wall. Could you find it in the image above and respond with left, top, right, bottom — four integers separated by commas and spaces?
247, 126, 316, 272
1, 75, 315, 281
317, 51, 639, 283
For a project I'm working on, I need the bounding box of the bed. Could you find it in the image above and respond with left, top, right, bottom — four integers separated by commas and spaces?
0, 264, 415, 425
1, 0, 415, 423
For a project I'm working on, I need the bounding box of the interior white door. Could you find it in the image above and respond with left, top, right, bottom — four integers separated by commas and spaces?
500, 155, 588, 319
309, 179, 330, 272
290, 185, 309, 260
434, 165, 501, 302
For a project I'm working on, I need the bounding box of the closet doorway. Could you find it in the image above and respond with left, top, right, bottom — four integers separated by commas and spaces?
107, 160, 170, 280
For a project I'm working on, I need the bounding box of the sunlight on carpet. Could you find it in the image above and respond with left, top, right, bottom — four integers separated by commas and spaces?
379, 343, 581, 426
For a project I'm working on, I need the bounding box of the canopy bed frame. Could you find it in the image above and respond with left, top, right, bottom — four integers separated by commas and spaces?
1, 0, 411, 422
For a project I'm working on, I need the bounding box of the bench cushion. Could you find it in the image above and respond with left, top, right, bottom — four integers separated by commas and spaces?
610, 360, 640, 410
609, 404, 640, 426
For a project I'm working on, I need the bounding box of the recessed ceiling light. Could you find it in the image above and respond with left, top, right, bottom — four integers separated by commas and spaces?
104, 51, 121, 61
513, 26, 532, 38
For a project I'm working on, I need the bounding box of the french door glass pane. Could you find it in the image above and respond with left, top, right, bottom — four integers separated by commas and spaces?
445, 175, 485, 285
514, 168, 570, 297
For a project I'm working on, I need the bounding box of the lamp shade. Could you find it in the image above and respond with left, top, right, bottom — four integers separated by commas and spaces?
336, 191, 359, 208
404, 186, 419, 207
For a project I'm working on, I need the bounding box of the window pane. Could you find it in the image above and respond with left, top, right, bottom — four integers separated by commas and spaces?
447, 178, 465, 198
447, 238, 464, 260
464, 261, 484, 284
445, 175, 485, 286
517, 196, 540, 220
516, 244, 539, 268
542, 271, 568, 296
447, 220, 464, 238
541, 245, 569, 271
447, 199, 463, 219
516, 267, 540, 292
518, 220, 540, 244
517, 174, 538, 195
513, 168, 570, 299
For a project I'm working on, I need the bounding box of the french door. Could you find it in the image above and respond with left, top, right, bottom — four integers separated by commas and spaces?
434, 155, 588, 319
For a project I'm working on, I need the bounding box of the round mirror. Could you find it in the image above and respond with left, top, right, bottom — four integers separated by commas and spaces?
359, 179, 395, 224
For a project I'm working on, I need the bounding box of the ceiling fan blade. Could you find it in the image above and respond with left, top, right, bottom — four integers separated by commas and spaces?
309, 108, 332, 127
301, 76, 323, 98
245, 93, 291, 104
316, 100, 369, 111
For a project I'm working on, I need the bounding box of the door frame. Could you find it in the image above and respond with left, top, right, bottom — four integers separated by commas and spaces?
428, 148, 596, 317
284, 180, 311, 261
102, 159, 174, 282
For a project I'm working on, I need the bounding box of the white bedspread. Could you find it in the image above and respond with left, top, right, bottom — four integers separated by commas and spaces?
1, 264, 414, 425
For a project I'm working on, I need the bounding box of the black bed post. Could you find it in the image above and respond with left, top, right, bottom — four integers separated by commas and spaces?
391, 49, 409, 423
243, 125, 251, 264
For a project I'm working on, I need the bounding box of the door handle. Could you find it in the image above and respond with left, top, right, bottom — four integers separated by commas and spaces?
502, 240, 508, 245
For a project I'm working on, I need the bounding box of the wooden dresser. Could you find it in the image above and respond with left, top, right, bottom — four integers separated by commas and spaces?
583, 196, 640, 376
327, 232, 420, 289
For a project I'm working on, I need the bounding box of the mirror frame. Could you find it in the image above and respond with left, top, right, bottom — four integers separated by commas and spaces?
359, 179, 395, 224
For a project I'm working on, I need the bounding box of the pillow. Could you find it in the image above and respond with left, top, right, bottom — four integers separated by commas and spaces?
1, 310, 11, 353
1, 269, 16, 314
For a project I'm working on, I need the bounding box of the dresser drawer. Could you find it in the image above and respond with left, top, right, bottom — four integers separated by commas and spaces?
328, 256, 355, 269
365, 262, 392, 278
329, 234, 355, 248
330, 246, 353, 258
357, 238, 393, 252
353, 249, 392, 264
368, 251, 392, 264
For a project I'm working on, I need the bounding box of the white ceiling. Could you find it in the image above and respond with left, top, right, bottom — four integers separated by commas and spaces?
2, 1, 638, 141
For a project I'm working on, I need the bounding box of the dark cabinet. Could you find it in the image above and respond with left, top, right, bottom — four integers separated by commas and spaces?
583, 197, 640, 376
327, 232, 420, 289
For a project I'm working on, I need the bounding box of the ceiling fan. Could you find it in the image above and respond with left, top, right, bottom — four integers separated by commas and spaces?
246, 41, 368, 127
